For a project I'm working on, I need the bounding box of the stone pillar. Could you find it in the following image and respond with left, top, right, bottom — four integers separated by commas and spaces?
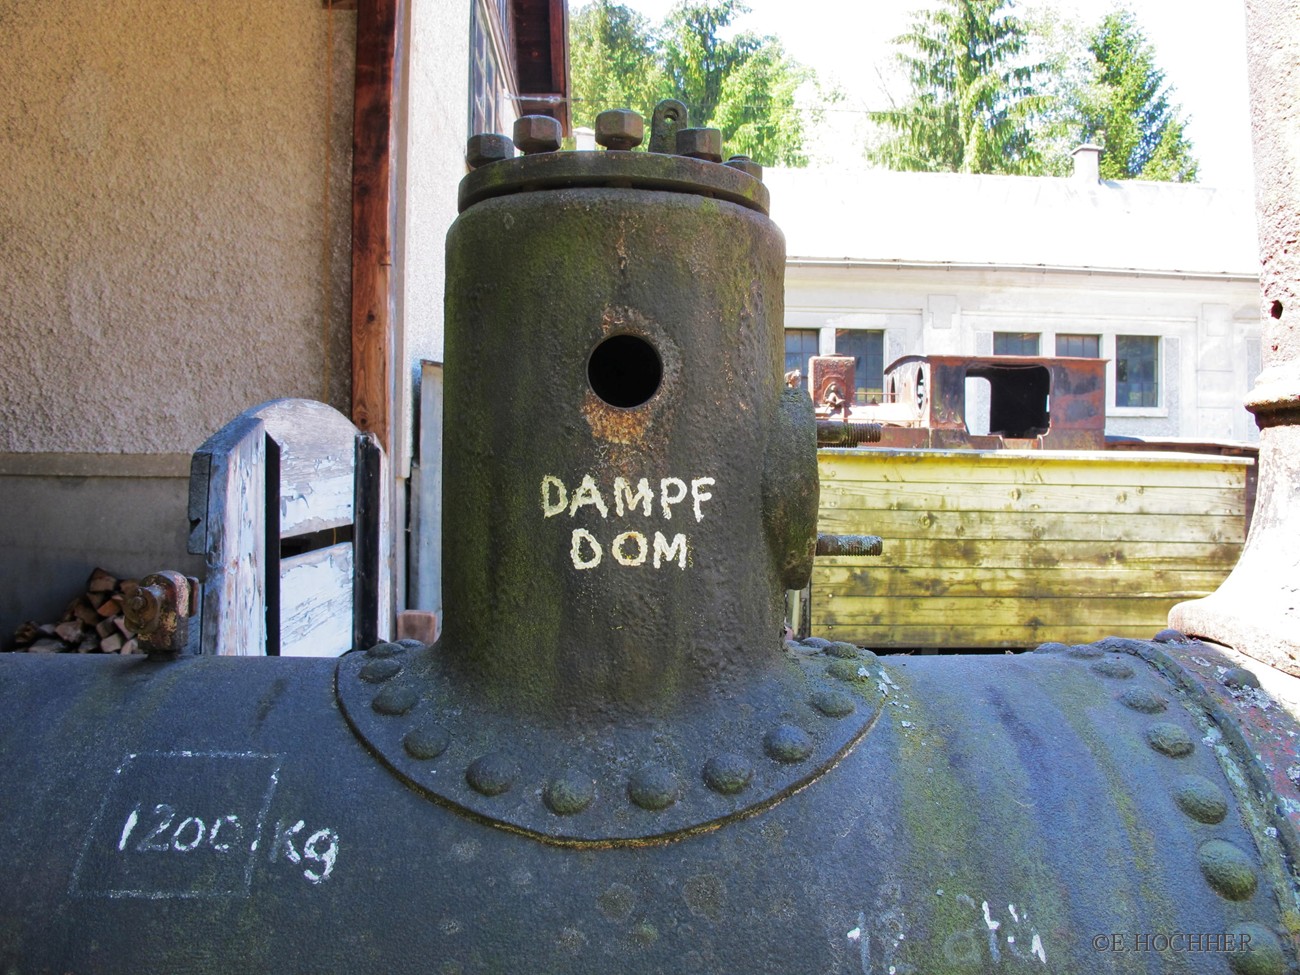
1170, 0, 1300, 673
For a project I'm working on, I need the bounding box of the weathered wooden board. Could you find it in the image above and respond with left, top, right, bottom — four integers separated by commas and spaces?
819, 538, 1241, 571
815, 565, 1230, 599
816, 622, 1167, 648
819, 595, 1212, 627
188, 415, 267, 657
280, 542, 354, 658
818, 509, 1242, 545
819, 448, 1253, 488
249, 398, 359, 537
188, 398, 392, 657
811, 447, 1249, 649
820, 480, 1244, 517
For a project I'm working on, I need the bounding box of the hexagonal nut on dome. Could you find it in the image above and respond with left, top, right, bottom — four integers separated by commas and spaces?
675, 127, 723, 162
513, 115, 562, 155
595, 109, 644, 151
465, 133, 514, 169
725, 155, 763, 180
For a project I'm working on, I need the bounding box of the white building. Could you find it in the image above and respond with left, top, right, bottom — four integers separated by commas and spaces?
766, 147, 1262, 442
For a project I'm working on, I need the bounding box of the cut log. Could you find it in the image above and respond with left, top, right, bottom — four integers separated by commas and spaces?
99, 633, 124, 653
71, 600, 100, 626
28, 639, 64, 653
86, 568, 118, 593
54, 621, 83, 644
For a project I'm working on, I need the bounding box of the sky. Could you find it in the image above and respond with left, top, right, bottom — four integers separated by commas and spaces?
609, 0, 1254, 189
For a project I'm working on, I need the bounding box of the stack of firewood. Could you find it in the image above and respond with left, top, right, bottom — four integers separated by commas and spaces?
9, 568, 143, 654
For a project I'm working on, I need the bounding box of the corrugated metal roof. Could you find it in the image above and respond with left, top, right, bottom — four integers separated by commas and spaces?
764, 167, 1259, 277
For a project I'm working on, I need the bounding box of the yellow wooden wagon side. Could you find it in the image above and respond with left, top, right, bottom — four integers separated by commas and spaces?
811, 447, 1250, 650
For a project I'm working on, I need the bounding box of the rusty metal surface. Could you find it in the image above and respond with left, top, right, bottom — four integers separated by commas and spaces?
443, 171, 793, 723
810, 354, 855, 418
465, 132, 514, 169
815, 419, 883, 446
122, 571, 197, 654
648, 98, 689, 153
4, 92, 1296, 974
456, 149, 770, 215
594, 108, 644, 151
512, 114, 562, 155
675, 127, 723, 162
337, 638, 883, 843
1107, 633, 1300, 867
871, 355, 1108, 450
0, 645, 1295, 972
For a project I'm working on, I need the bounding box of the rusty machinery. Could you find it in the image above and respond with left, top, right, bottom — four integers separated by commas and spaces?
0, 105, 1296, 974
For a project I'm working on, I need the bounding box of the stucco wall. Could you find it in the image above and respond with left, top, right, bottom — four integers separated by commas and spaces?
0, 0, 356, 643
402, 1, 471, 377
0, 0, 356, 453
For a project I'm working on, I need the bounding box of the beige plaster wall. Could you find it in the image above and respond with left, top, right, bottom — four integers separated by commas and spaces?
0, 0, 356, 454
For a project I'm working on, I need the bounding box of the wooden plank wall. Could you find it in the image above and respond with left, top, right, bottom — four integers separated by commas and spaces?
812, 448, 1250, 649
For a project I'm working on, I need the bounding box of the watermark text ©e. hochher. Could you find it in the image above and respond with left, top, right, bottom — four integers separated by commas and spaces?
1093, 932, 1255, 953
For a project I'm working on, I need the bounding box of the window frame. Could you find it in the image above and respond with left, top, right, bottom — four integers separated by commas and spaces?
1055, 333, 1101, 359
833, 328, 886, 404
993, 332, 1041, 357
1113, 334, 1162, 411
468, 0, 520, 141
783, 328, 820, 387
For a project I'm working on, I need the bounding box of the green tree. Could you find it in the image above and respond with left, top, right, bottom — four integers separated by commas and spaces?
710, 36, 810, 166
869, 0, 1050, 175
660, 0, 759, 131
568, 0, 666, 130
568, 0, 814, 167
1077, 11, 1198, 181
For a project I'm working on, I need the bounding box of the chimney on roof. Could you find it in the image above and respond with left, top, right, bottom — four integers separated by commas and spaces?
1072, 144, 1102, 183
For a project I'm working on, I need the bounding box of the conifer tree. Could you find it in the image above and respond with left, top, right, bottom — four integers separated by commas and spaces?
1078, 11, 1198, 181
870, 0, 1049, 175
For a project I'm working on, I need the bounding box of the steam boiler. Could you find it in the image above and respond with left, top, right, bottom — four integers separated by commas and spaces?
0, 104, 1296, 975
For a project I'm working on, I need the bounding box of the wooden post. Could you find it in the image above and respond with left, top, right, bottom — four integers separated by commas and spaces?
351, 0, 399, 456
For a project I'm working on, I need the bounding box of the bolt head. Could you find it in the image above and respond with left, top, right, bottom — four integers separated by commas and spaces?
513, 115, 562, 155
124, 586, 162, 631
465, 133, 514, 169
675, 127, 722, 162
725, 154, 763, 180
594, 109, 644, 151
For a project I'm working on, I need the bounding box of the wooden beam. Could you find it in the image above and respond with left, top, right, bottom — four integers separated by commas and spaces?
548, 0, 570, 132
351, 0, 399, 455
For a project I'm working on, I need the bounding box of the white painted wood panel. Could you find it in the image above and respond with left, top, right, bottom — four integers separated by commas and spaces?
248, 399, 359, 536
279, 542, 354, 657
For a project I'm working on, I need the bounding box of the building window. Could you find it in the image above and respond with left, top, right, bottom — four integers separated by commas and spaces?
469, 0, 515, 138
994, 332, 1040, 356
1115, 335, 1159, 407
1055, 333, 1100, 358
835, 329, 885, 402
784, 329, 819, 386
